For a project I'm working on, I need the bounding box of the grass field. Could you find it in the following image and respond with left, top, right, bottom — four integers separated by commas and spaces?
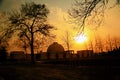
0, 63, 120, 80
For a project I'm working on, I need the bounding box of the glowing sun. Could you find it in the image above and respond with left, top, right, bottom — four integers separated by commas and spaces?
74, 34, 87, 43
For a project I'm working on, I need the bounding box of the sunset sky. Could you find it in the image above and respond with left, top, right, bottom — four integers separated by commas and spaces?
0, 0, 120, 52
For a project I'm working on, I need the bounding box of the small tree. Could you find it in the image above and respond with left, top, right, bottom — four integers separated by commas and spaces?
106, 35, 113, 51
62, 31, 72, 51
34, 35, 55, 53
4, 2, 55, 64
88, 40, 94, 51
14, 37, 29, 59
94, 35, 104, 53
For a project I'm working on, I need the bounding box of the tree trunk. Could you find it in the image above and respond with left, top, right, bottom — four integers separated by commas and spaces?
30, 33, 35, 64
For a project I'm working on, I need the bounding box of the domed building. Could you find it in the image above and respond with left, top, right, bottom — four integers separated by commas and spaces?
47, 42, 64, 54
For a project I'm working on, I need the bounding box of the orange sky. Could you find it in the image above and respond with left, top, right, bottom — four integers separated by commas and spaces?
47, 1, 120, 52
0, 0, 120, 52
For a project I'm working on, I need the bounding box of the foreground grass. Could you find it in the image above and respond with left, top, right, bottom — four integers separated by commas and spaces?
0, 63, 120, 80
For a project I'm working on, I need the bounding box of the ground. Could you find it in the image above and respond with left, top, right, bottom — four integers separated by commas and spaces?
0, 63, 120, 80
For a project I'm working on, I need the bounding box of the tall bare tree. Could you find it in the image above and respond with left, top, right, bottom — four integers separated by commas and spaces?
94, 35, 104, 53
3, 2, 55, 64
88, 39, 94, 51
112, 37, 120, 49
62, 31, 72, 51
106, 35, 113, 51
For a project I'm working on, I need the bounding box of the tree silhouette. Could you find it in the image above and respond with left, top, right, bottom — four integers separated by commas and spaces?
94, 35, 103, 53
14, 37, 29, 60
62, 31, 72, 51
5, 2, 55, 64
68, 0, 120, 34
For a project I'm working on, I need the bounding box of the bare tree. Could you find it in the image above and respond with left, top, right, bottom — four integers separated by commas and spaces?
94, 35, 104, 53
14, 36, 29, 59
34, 35, 55, 53
106, 35, 113, 51
62, 31, 72, 51
68, 0, 120, 33
3, 2, 55, 64
88, 39, 94, 51
112, 37, 120, 49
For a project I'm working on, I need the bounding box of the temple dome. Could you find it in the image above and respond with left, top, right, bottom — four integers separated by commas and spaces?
47, 42, 64, 54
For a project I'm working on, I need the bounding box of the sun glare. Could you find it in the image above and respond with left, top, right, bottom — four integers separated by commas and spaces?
74, 34, 87, 43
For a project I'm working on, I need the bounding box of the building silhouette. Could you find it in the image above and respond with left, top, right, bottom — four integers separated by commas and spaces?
47, 42, 64, 54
